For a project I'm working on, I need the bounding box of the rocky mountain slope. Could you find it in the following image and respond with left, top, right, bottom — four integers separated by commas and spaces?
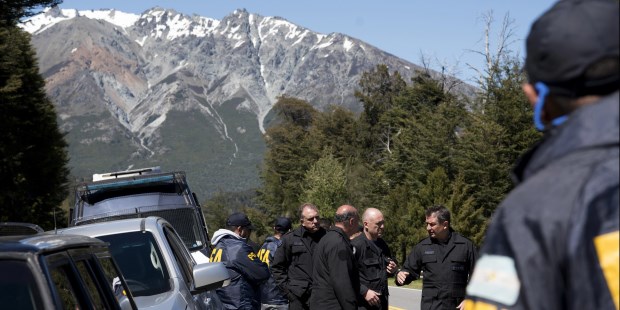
21, 7, 472, 198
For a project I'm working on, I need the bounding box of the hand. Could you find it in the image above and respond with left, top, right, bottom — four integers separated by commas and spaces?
386, 260, 397, 274
456, 300, 465, 310
396, 270, 409, 285
364, 289, 381, 307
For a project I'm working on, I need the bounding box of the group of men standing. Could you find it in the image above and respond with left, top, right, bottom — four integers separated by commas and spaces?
209, 202, 478, 310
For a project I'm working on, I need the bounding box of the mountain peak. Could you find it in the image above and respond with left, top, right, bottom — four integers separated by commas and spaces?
20, 8, 139, 34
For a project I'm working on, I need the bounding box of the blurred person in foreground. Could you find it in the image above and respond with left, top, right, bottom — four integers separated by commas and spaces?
396, 205, 477, 310
465, 0, 619, 309
271, 203, 326, 310
258, 217, 292, 310
310, 204, 361, 309
351, 208, 398, 310
210, 212, 270, 309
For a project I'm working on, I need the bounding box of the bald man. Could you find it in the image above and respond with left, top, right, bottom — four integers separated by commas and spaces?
309, 205, 361, 310
351, 208, 398, 310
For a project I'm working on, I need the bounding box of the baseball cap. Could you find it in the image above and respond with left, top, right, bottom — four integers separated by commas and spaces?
274, 217, 292, 233
525, 0, 619, 96
226, 212, 254, 229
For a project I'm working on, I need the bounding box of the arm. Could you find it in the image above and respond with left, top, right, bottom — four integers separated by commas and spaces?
270, 235, 291, 295
329, 241, 358, 310
396, 245, 421, 285
232, 243, 270, 284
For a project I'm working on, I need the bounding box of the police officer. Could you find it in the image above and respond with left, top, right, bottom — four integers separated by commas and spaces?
258, 217, 293, 310
310, 204, 361, 310
271, 203, 326, 310
396, 205, 477, 310
210, 212, 271, 310
352, 208, 398, 310
465, 1, 619, 309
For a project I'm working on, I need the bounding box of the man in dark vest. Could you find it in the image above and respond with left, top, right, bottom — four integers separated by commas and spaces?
271, 203, 326, 310
352, 208, 398, 310
396, 205, 477, 310
310, 204, 361, 310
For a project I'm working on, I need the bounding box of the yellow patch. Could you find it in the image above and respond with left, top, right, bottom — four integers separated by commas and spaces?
257, 248, 271, 266
463, 299, 496, 310
209, 248, 222, 263
247, 251, 258, 261
594, 231, 619, 310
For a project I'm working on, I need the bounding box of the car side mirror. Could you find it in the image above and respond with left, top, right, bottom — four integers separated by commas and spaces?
191, 262, 230, 294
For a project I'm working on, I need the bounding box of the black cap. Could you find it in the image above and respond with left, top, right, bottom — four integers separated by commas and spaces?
525, 0, 619, 95
226, 212, 254, 229
274, 217, 292, 233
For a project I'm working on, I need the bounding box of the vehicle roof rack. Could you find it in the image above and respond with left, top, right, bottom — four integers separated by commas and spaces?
92, 166, 161, 182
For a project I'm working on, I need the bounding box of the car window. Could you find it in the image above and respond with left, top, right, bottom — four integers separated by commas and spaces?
0, 259, 44, 309
74, 260, 106, 308
97, 232, 171, 297
49, 265, 80, 309
163, 226, 194, 286
95, 252, 132, 304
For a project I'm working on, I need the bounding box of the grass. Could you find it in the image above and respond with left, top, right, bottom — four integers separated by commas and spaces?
388, 277, 423, 290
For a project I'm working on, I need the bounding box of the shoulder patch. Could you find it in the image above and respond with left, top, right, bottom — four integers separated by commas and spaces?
594, 231, 619, 310
466, 254, 520, 306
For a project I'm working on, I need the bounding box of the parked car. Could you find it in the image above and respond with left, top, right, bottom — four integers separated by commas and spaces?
57, 216, 230, 310
0, 233, 137, 309
0, 222, 44, 236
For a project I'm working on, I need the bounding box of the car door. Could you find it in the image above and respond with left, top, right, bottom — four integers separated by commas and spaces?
162, 224, 196, 308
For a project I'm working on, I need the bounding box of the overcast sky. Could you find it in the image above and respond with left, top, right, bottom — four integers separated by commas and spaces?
58, 0, 556, 83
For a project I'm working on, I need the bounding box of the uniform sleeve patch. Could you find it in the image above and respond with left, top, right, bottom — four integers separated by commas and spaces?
594, 231, 619, 310
466, 254, 520, 306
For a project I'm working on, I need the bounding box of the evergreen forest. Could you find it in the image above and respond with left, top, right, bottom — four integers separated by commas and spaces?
205, 59, 541, 263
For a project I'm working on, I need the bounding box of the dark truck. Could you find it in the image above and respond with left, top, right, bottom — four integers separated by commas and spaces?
70, 167, 211, 262
69, 167, 222, 309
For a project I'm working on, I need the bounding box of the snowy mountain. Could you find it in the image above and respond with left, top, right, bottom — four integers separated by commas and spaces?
21, 7, 473, 197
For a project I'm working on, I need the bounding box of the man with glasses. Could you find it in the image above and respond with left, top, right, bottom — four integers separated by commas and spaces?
271, 203, 326, 310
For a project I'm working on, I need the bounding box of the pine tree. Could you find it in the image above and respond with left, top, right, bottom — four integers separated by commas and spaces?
257, 96, 320, 218
0, 25, 70, 229
299, 151, 348, 220
0, 0, 61, 26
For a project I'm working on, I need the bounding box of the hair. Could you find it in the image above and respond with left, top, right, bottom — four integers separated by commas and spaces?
319, 218, 332, 230
226, 225, 239, 231
298, 203, 318, 220
425, 205, 451, 225
551, 57, 620, 109
334, 209, 359, 223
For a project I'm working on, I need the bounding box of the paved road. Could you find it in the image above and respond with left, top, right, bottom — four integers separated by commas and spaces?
388, 286, 421, 310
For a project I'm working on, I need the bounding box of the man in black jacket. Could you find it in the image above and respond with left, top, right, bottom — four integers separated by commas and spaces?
352, 208, 398, 310
465, 1, 619, 309
271, 203, 326, 310
310, 204, 361, 310
396, 205, 477, 310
